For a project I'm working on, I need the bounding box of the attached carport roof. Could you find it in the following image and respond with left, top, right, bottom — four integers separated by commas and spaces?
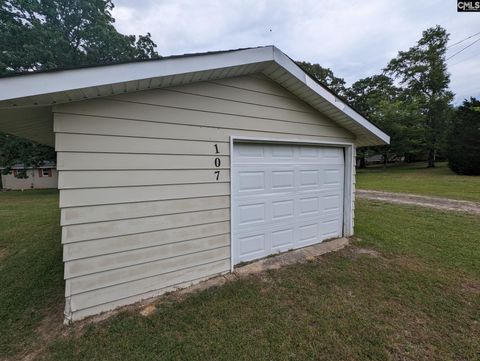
0, 46, 389, 147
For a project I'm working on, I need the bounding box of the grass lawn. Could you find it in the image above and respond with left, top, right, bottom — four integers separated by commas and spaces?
356, 162, 480, 202
0, 190, 63, 359
1, 191, 479, 361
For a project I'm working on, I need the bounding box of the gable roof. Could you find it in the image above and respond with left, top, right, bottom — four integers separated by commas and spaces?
0, 46, 389, 147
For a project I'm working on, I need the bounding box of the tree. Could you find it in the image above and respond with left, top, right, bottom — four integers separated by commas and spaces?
347, 75, 398, 116
0, 0, 159, 74
0, 133, 55, 177
346, 74, 421, 167
447, 98, 480, 175
385, 25, 453, 167
0, 0, 159, 177
297, 61, 347, 96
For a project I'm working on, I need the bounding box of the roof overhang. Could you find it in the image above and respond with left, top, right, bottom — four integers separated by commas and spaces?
0, 46, 389, 147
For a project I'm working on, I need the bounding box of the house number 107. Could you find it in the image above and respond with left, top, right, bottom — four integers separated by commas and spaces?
214, 144, 220, 181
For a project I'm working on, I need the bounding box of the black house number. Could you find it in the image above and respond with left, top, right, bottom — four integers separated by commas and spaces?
214, 144, 221, 181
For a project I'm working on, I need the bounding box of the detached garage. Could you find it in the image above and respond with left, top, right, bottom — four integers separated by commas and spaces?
0, 46, 389, 322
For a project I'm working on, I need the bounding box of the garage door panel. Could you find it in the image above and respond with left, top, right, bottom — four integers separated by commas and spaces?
233, 142, 345, 264
271, 170, 295, 190
237, 202, 266, 226
299, 146, 319, 159
324, 169, 343, 186
235, 143, 265, 159
299, 169, 320, 187
323, 194, 342, 213
321, 218, 343, 239
234, 166, 343, 195
234, 190, 343, 227
299, 196, 320, 216
237, 170, 266, 194
271, 199, 295, 220
298, 223, 318, 244
271, 228, 294, 250
236, 209, 342, 234
235, 212, 342, 262
238, 233, 266, 261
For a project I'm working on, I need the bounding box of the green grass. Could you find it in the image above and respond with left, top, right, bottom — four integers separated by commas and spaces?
0, 190, 63, 357
1, 191, 479, 361
356, 162, 480, 202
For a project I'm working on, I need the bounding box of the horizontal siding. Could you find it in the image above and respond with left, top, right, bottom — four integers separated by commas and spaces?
56, 96, 331, 127
166, 81, 312, 112
66, 234, 230, 280
69, 270, 227, 321
107, 90, 321, 125
57, 152, 230, 171
55, 133, 230, 154
54, 111, 353, 141
69, 258, 230, 313
64, 221, 230, 261
59, 183, 230, 207
58, 169, 230, 189
209, 75, 296, 98
62, 208, 229, 243
55, 114, 352, 144
56, 74, 355, 320
61, 195, 229, 225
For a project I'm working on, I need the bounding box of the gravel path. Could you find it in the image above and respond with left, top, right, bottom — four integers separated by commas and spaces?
356, 189, 480, 216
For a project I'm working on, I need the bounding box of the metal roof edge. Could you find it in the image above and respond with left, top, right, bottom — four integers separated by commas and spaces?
0, 46, 275, 102
271, 46, 389, 145
0, 45, 389, 145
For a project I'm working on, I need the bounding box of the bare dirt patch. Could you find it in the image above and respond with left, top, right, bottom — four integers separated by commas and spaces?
356, 190, 480, 215
352, 247, 382, 258
19, 303, 64, 361
0, 247, 8, 260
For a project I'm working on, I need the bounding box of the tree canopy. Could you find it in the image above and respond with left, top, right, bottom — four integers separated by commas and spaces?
0, 0, 158, 74
297, 61, 348, 96
385, 25, 453, 167
448, 98, 480, 175
296, 27, 456, 169
0, 133, 55, 177
0, 0, 159, 177
345, 75, 421, 165
0, 15, 468, 174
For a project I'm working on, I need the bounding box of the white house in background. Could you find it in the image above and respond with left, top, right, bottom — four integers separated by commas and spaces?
1, 162, 57, 190
0, 46, 389, 323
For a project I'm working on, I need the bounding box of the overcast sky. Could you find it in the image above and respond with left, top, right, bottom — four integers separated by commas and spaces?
112, 0, 479, 104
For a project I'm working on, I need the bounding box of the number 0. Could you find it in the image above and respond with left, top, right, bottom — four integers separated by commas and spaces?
214, 158, 221, 167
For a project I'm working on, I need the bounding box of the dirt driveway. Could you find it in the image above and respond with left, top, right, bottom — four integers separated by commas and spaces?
356, 189, 480, 216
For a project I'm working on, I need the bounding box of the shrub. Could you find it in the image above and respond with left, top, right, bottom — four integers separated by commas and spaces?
448, 98, 480, 175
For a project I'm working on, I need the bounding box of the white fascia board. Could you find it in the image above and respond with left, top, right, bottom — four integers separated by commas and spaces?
272, 47, 390, 145
0, 47, 275, 102
0, 45, 389, 146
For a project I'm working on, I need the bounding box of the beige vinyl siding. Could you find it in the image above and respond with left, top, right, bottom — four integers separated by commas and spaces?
64, 221, 230, 260
351, 146, 357, 231
61, 195, 230, 225
58, 169, 230, 189
55, 74, 356, 321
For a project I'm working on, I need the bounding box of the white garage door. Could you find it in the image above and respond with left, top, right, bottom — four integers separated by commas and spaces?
232, 142, 345, 265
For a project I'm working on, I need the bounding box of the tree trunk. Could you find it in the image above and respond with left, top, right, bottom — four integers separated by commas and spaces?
427, 148, 435, 168
358, 155, 366, 169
